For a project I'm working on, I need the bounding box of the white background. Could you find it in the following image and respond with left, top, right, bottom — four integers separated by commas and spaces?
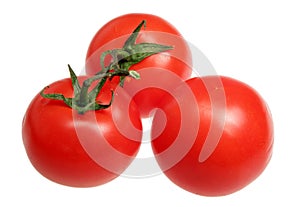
1, 0, 299, 206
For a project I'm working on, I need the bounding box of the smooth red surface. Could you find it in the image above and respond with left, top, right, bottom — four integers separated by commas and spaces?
85, 13, 192, 117
151, 76, 274, 196
22, 77, 142, 187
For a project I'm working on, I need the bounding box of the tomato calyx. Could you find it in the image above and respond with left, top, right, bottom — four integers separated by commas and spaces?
40, 65, 135, 114
99, 20, 174, 86
40, 20, 173, 114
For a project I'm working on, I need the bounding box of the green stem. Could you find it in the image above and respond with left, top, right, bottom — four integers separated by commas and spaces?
73, 68, 131, 112
41, 20, 173, 114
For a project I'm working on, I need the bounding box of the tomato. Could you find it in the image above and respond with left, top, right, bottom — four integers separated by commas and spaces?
151, 76, 274, 196
85, 13, 192, 117
22, 76, 142, 187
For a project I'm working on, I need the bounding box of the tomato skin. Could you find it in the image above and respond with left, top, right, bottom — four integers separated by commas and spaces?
85, 13, 192, 117
151, 76, 273, 196
22, 77, 142, 187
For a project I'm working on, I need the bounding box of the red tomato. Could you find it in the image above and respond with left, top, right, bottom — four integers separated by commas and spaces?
151, 76, 274, 196
22, 77, 142, 187
85, 13, 192, 117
